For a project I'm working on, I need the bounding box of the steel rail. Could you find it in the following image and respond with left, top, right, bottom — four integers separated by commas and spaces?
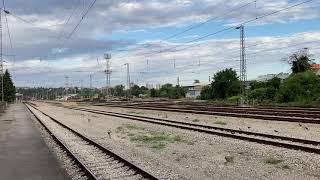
56, 105, 320, 155
26, 103, 159, 180
25, 103, 98, 180
97, 104, 320, 124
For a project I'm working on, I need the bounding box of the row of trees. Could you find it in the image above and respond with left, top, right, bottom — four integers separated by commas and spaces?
18, 83, 186, 100
112, 84, 186, 99
200, 49, 320, 105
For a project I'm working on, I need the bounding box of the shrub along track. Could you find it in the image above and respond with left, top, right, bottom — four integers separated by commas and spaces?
45, 103, 320, 155
98, 103, 320, 124
26, 103, 158, 180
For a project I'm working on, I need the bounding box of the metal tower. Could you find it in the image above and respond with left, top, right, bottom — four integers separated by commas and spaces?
104, 53, 111, 96
65, 75, 69, 94
0, 9, 3, 103
124, 63, 130, 90
236, 25, 247, 105
89, 74, 93, 89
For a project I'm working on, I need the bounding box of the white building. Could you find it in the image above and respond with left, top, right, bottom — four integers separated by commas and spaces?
255, 72, 290, 82
184, 81, 204, 99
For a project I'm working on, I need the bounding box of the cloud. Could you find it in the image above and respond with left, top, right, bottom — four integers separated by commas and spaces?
3, 0, 320, 87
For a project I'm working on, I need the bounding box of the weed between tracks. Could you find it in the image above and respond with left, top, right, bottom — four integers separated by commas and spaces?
264, 157, 283, 164
264, 156, 290, 170
115, 123, 192, 150
214, 120, 227, 125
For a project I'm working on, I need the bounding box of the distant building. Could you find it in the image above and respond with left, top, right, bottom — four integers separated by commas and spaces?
311, 64, 320, 75
155, 84, 161, 90
255, 72, 290, 82
146, 83, 153, 89
15, 93, 23, 103
184, 81, 204, 99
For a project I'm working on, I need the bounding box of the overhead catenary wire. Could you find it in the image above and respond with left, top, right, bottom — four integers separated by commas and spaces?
2, 0, 15, 64
163, 0, 258, 41
56, 0, 83, 41
111, 0, 259, 59
52, 0, 97, 58
130, 0, 315, 59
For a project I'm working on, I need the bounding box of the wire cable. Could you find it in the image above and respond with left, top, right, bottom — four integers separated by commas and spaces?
137, 0, 315, 58
2, 0, 15, 64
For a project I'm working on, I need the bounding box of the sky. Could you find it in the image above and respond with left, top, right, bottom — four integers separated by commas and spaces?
2, 0, 320, 88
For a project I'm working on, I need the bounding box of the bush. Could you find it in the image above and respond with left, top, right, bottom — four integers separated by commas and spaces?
227, 96, 240, 103
276, 71, 320, 103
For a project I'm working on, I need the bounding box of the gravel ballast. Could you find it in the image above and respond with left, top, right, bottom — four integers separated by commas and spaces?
33, 102, 320, 180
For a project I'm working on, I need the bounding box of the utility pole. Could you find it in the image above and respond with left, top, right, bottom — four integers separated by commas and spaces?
0, 8, 3, 103
177, 76, 180, 86
104, 53, 111, 97
236, 25, 247, 106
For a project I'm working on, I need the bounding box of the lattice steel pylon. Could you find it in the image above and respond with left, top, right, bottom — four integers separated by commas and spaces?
104, 53, 111, 97
236, 25, 247, 105
0, 9, 3, 103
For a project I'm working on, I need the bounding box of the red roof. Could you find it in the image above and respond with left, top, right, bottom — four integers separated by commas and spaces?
311, 64, 320, 71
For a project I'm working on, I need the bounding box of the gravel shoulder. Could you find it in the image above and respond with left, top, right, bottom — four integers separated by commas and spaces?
34, 101, 320, 180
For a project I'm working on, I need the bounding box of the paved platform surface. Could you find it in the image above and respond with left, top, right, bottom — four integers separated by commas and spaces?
0, 103, 69, 180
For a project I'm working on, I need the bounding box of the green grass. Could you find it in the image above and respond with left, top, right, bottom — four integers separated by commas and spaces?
281, 165, 290, 169
192, 119, 200, 122
115, 124, 191, 150
225, 155, 234, 164
264, 157, 283, 165
214, 120, 227, 125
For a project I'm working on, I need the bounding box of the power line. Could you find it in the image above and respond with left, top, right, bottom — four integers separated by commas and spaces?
112, 0, 258, 59
56, 0, 82, 41
64, 0, 97, 41
163, 0, 257, 41
134, 0, 315, 58
53, 0, 97, 58
2, 0, 14, 64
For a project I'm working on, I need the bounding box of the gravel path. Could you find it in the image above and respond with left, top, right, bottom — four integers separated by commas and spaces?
34, 102, 320, 180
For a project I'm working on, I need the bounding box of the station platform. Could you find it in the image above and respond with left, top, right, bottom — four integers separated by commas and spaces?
0, 103, 69, 180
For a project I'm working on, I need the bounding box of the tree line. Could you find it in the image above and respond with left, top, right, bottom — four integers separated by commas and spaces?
200, 48, 320, 106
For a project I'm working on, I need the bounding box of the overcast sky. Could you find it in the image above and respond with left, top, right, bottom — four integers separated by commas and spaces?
3, 0, 320, 87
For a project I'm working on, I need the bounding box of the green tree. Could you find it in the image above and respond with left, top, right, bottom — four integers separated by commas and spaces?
113, 85, 125, 97
1, 70, 16, 102
150, 88, 157, 97
287, 49, 313, 74
200, 85, 214, 100
212, 68, 240, 99
130, 85, 142, 97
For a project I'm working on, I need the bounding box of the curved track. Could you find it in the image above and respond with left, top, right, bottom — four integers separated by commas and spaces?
26, 103, 158, 180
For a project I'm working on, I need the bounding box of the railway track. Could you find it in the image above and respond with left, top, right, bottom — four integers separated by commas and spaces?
26, 103, 158, 180
100, 104, 320, 124
52, 104, 320, 155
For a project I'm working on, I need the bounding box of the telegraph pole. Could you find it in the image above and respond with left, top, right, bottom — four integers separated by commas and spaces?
236, 25, 247, 106
0, 8, 3, 103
